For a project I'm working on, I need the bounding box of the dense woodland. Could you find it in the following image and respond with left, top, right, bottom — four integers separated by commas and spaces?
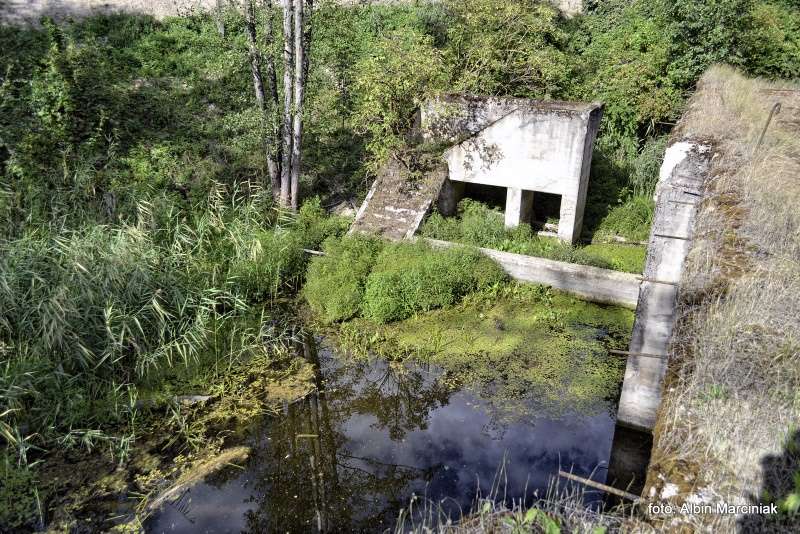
1, 0, 799, 530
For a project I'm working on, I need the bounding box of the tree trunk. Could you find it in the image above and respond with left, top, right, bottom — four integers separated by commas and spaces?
215, 0, 226, 38
244, 0, 265, 114
280, 0, 295, 208
289, 0, 308, 212
262, 0, 281, 198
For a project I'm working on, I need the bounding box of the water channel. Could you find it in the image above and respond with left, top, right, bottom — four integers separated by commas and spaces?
147, 333, 649, 533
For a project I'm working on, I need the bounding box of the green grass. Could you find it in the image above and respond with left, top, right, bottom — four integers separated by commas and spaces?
420, 199, 646, 273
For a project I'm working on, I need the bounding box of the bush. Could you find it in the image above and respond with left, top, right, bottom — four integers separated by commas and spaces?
363, 242, 506, 323
304, 235, 384, 323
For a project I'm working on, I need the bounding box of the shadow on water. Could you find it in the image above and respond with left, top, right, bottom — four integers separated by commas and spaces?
146, 333, 641, 533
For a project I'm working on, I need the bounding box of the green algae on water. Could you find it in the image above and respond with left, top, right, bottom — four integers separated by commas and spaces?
332, 284, 634, 419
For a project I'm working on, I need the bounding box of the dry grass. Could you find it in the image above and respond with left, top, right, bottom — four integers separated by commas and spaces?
647, 65, 800, 532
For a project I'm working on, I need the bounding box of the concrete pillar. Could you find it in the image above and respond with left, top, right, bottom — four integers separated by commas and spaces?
558, 195, 580, 243
504, 188, 533, 228
437, 179, 465, 217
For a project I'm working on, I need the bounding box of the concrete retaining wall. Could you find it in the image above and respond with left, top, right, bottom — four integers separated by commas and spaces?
0, 0, 218, 24
616, 141, 713, 431
425, 238, 640, 308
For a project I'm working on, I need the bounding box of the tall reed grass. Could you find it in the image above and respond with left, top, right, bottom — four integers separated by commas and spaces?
0, 184, 347, 465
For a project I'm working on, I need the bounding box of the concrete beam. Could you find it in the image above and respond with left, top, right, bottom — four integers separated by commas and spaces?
425, 238, 640, 308
616, 141, 712, 432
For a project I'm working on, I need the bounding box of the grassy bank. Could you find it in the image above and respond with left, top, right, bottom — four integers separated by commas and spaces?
645, 66, 800, 532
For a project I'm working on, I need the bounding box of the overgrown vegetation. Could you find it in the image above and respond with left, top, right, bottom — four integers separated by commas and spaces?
305, 237, 506, 324
421, 199, 646, 273
1, 0, 800, 530
647, 66, 800, 532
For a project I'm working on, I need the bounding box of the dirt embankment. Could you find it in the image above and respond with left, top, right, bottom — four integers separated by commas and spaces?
644, 66, 800, 532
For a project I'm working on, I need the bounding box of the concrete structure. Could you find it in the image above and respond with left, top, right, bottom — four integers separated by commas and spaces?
0, 0, 218, 24
425, 238, 639, 308
549, 0, 583, 18
616, 141, 712, 432
349, 151, 448, 241
420, 96, 603, 244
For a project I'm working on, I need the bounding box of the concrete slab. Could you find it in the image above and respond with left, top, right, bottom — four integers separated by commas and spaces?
425, 238, 640, 308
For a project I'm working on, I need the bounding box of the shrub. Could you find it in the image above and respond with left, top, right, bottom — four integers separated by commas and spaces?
444, 0, 572, 98
363, 242, 506, 323
350, 29, 448, 167
304, 235, 384, 323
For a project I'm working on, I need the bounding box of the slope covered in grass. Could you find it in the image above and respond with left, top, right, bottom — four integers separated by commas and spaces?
646, 66, 800, 532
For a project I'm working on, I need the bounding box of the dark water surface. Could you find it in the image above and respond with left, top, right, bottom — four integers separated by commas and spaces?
146, 337, 626, 533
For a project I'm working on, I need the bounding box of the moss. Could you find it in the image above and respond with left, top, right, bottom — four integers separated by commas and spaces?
335, 284, 633, 416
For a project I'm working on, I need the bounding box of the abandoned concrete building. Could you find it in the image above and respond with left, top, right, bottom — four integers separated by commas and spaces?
350, 95, 603, 245
422, 95, 603, 244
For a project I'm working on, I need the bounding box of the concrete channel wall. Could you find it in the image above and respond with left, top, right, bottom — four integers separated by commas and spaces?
424, 238, 640, 308
616, 141, 713, 432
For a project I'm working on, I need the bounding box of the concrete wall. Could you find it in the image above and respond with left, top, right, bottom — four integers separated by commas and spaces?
0, 0, 218, 24
425, 238, 640, 308
551, 0, 582, 17
616, 141, 712, 432
421, 96, 602, 243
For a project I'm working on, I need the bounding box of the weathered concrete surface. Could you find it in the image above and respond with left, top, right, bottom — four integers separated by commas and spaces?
550, 0, 583, 17
421, 95, 602, 243
425, 238, 640, 308
616, 141, 713, 432
349, 152, 448, 241
0, 0, 217, 24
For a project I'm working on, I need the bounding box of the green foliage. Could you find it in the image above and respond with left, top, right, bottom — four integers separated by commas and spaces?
420, 199, 647, 273
741, 1, 800, 79
304, 235, 384, 323
574, 3, 682, 137
363, 242, 507, 323
0, 455, 41, 531
666, 0, 756, 85
443, 0, 571, 98
350, 29, 448, 167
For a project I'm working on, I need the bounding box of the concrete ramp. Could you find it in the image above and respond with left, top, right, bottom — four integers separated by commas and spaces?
349, 152, 448, 241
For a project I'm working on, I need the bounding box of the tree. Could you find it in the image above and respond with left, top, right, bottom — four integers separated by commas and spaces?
243, 0, 312, 210
279, 0, 313, 211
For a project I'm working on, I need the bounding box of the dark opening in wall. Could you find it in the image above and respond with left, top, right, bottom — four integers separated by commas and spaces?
463, 183, 506, 210
533, 192, 562, 229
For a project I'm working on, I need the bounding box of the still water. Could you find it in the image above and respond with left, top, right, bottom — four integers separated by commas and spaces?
147, 336, 627, 533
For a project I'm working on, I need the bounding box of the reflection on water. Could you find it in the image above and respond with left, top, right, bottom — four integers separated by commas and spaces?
147, 335, 620, 533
